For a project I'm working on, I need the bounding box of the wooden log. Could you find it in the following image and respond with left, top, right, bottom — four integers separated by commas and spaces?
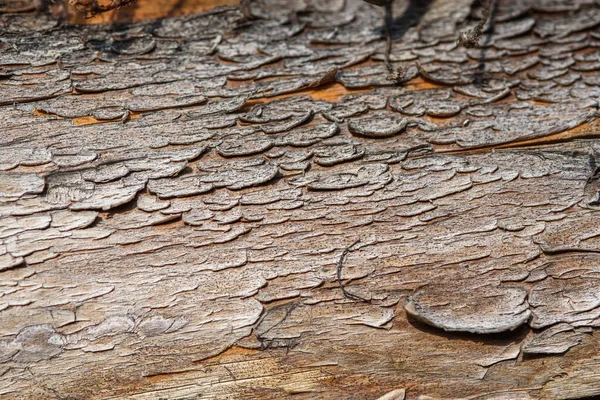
2, 0, 600, 399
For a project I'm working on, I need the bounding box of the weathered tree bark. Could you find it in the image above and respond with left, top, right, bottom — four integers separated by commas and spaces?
2, 0, 600, 399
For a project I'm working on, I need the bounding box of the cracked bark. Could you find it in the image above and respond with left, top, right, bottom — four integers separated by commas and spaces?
2, 0, 600, 399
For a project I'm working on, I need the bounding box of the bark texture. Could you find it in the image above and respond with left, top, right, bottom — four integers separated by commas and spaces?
2, 0, 600, 399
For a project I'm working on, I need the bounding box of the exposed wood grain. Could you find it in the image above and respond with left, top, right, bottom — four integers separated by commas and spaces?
68, 0, 239, 24
3, 0, 600, 399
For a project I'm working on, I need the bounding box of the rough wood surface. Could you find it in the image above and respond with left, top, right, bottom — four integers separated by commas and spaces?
2, 0, 600, 399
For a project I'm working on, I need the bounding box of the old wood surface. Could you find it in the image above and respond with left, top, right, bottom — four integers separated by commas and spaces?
3, 0, 600, 399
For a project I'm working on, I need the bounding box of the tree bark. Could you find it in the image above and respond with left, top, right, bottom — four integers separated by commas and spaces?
2, 1, 600, 399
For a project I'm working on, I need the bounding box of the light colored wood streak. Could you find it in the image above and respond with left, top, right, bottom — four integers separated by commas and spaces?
68, 0, 239, 24
440, 118, 600, 155
249, 78, 445, 103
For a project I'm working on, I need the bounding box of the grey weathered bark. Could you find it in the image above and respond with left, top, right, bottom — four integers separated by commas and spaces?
2, 0, 600, 399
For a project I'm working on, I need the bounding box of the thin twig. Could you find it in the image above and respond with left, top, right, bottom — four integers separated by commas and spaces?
383, 0, 405, 82
337, 240, 370, 302
458, 0, 495, 48
383, 0, 393, 69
